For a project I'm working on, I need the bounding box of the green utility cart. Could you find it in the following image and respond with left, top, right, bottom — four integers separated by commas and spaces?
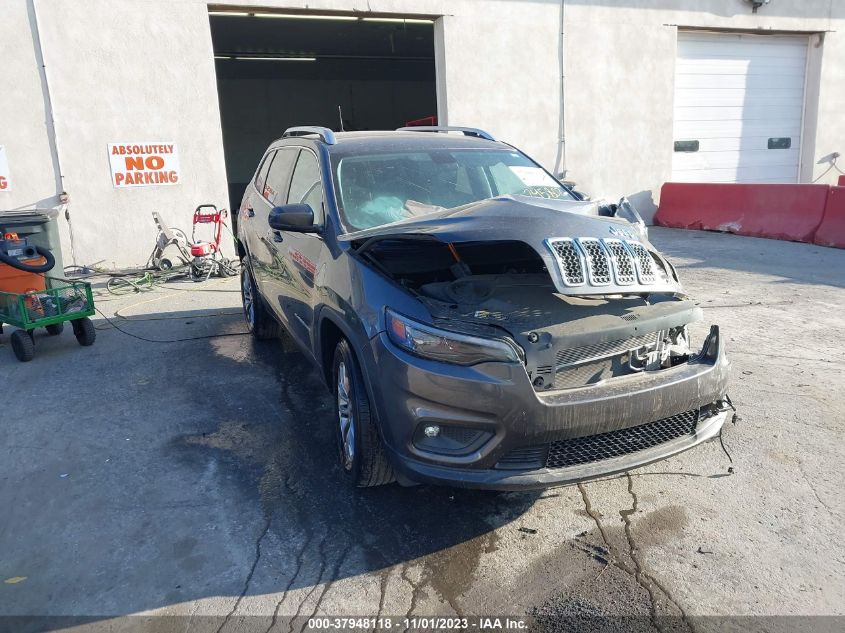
0, 277, 96, 362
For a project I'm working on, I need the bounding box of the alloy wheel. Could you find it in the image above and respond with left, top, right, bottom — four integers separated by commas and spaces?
337, 361, 356, 470
241, 268, 255, 328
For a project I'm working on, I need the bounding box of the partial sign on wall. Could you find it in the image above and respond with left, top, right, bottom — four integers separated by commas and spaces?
0, 146, 11, 191
108, 143, 180, 188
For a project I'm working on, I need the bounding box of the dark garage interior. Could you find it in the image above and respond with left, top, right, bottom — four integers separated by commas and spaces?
209, 10, 438, 210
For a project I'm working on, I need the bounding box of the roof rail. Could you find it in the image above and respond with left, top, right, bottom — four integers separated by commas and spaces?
283, 126, 337, 145
396, 126, 496, 142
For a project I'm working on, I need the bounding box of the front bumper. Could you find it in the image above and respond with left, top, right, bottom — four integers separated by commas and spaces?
388, 409, 730, 490
366, 325, 731, 490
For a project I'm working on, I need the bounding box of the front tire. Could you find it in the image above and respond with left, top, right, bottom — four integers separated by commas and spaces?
72, 317, 96, 346
333, 339, 395, 488
240, 258, 282, 340
11, 330, 35, 362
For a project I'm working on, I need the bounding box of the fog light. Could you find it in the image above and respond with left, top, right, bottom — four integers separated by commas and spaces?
412, 424, 492, 456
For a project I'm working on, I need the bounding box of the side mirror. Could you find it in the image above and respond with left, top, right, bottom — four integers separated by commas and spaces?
268, 204, 318, 232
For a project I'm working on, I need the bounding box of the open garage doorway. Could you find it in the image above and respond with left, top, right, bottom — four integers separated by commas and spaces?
209, 9, 438, 210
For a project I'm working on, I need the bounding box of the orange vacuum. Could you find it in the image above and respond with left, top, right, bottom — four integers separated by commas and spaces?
0, 232, 56, 293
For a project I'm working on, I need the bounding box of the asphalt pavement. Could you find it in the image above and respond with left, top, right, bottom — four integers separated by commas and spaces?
1, 228, 843, 633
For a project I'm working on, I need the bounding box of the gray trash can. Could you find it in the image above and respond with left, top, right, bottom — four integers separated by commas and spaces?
0, 208, 65, 275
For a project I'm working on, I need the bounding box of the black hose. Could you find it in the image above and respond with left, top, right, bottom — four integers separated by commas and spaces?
0, 244, 56, 273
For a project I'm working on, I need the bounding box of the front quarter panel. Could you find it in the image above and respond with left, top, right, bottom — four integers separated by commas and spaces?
314, 246, 431, 406
320, 248, 432, 342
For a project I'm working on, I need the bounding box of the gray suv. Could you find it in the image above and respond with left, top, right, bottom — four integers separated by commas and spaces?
236, 126, 731, 490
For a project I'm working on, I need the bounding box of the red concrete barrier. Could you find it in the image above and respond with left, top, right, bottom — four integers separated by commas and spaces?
655, 182, 830, 243
814, 187, 845, 249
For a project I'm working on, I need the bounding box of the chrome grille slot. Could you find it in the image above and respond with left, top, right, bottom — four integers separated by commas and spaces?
555, 332, 660, 368
548, 239, 585, 286
625, 241, 657, 284
604, 239, 636, 285
577, 238, 611, 285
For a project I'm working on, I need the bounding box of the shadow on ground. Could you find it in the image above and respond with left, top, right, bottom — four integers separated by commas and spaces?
173, 332, 541, 606
1, 305, 540, 626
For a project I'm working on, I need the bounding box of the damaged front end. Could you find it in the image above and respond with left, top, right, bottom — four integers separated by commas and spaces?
346, 195, 711, 394
344, 195, 731, 487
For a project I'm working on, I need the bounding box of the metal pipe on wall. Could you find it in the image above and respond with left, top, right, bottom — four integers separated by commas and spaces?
553, 0, 567, 179
29, 0, 78, 266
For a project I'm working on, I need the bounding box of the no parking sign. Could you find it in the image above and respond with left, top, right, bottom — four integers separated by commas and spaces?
108, 142, 181, 188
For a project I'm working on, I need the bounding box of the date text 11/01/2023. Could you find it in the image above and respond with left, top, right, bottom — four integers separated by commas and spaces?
306, 618, 529, 631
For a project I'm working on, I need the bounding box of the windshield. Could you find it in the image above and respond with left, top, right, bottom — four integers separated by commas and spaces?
332, 148, 574, 231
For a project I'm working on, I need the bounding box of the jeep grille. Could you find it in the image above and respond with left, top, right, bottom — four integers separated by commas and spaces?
547, 237, 660, 287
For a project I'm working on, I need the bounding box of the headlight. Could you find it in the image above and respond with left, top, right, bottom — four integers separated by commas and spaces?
385, 309, 522, 365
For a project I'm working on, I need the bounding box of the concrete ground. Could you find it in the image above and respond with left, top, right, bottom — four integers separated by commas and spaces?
1, 228, 843, 632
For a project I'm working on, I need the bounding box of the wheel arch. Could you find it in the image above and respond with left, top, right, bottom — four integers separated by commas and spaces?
316, 307, 381, 417
319, 315, 345, 387
234, 216, 248, 261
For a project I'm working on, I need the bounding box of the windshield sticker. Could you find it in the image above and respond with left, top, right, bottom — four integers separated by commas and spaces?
510, 166, 555, 187
520, 186, 567, 199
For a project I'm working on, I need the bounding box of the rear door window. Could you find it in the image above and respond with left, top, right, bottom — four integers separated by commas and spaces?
262, 148, 299, 206
253, 151, 274, 193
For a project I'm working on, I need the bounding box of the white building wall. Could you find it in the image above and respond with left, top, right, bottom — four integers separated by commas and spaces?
562, 0, 845, 220
1, 0, 844, 265
1, 2, 62, 212
29, 0, 232, 267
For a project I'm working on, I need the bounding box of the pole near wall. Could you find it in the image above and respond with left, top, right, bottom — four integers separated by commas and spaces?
29, 0, 78, 266
433, 17, 449, 127
553, 0, 567, 178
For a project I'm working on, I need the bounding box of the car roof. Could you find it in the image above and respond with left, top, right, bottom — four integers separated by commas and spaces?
270, 130, 511, 153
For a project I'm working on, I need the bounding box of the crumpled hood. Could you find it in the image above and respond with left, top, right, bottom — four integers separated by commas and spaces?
342, 196, 684, 296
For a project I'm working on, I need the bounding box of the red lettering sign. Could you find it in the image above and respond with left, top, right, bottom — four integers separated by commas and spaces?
109, 142, 181, 188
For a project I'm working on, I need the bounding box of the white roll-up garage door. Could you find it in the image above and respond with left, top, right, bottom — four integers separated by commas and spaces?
672, 31, 808, 184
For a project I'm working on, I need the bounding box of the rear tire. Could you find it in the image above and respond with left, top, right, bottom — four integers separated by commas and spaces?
72, 317, 96, 346
333, 338, 395, 488
46, 323, 64, 336
11, 330, 35, 362
241, 258, 283, 340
